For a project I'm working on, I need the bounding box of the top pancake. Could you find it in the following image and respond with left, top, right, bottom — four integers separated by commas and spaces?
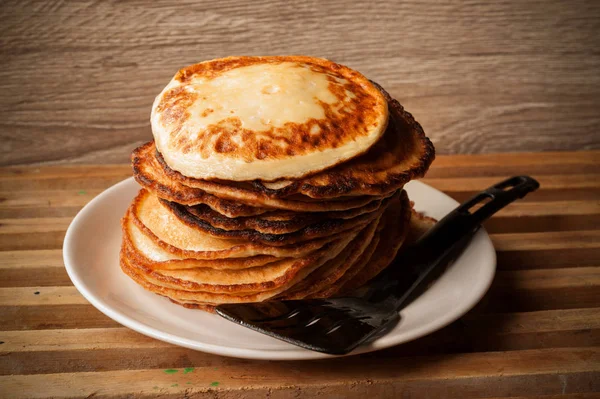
153, 83, 434, 199
151, 56, 388, 181
132, 141, 387, 215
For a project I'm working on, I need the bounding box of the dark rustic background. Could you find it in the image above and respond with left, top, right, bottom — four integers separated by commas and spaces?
1, 0, 599, 166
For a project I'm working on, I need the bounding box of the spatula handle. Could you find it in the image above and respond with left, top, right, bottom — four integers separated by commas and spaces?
365, 176, 540, 306
415, 175, 540, 259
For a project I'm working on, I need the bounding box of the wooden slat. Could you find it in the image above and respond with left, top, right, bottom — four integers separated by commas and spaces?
427, 151, 600, 178
460, 308, 600, 352
496, 268, 600, 290
0, 268, 70, 288
423, 174, 600, 202
0, 189, 103, 218
0, 328, 168, 352
0, 287, 88, 306
0, 250, 70, 287
0, 348, 598, 398
494, 230, 600, 269
484, 200, 600, 234
493, 231, 600, 251
451, 189, 600, 203
488, 267, 600, 312
0, 166, 131, 191
424, 175, 600, 192
0, 250, 64, 269
0, 218, 70, 251
1, 308, 598, 376
0, 217, 71, 235
0, 305, 119, 331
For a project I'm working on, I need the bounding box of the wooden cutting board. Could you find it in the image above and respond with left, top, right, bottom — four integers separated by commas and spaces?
0, 151, 599, 398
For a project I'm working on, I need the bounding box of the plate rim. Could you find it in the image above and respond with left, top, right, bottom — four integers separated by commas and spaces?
63, 177, 496, 360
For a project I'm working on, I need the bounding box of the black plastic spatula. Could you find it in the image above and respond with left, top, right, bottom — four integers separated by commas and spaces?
216, 176, 540, 355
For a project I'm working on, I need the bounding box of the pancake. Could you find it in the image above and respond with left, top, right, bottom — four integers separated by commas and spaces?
307, 191, 409, 298
183, 196, 386, 234
124, 212, 277, 270
124, 228, 357, 294
278, 214, 382, 300
306, 191, 410, 298
119, 222, 363, 302
159, 191, 395, 245
133, 141, 383, 215
335, 207, 436, 295
128, 189, 348, 260
323, 191, 413, 295
121, 255, 282, 306
151, 56, 388, 181
154, 83, 434, 199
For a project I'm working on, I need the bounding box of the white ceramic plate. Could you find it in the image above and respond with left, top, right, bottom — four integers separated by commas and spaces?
63, 178, 496, 360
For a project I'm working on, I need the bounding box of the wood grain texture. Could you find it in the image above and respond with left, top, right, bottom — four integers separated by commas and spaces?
1, 0, 599, 166
1, 348, 599, 398
1, 152, 599, 398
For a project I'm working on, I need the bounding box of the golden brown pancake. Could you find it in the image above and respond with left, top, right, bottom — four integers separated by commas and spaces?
151, 56, 389, 181
158, 191, 396, 246
324, 192, 412, 295
132, 141, 385, 215
121, 255, 283, 306
123, 212, 278, 270
119, 223, 363, 301
335, 206, 436, 295
152, 84, 434, 199
127, 189, 351, 260
305, 191, 409, 297
182, 195, 386, 234
123, 231, 356, 294
278, 215, 382, 300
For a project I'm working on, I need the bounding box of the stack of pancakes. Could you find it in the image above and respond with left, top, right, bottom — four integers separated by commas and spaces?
120, 56, 435, 312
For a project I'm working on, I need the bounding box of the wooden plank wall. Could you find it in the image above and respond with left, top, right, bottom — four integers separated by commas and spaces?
1, 0, 599, 166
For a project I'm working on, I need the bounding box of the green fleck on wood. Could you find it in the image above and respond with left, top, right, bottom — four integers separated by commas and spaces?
164, 369, 178, 374
210, 382, 220, 387
183, 367, 194, 374
77, 190, 87, 195
171, 384, 178, 387
186, 382, 192, 385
